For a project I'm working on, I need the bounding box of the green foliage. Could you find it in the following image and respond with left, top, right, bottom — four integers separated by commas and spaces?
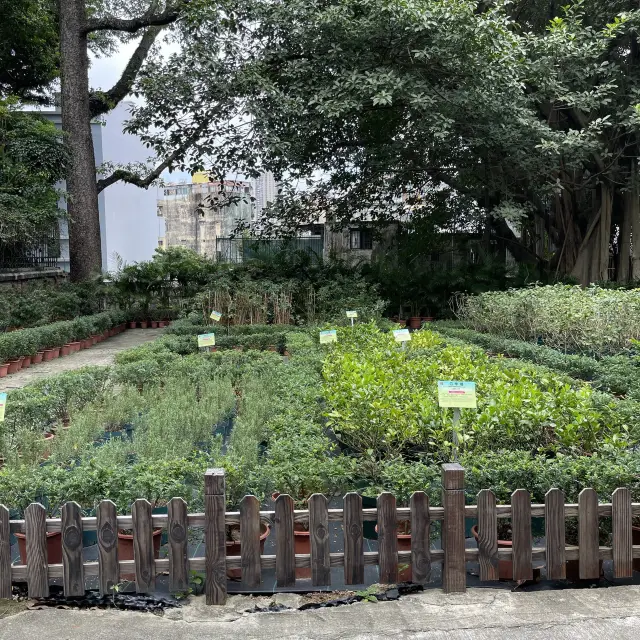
324, 325, 637, 459
0, 100, 67, 243
457, 285, 640, 356
435, 324, 640, 400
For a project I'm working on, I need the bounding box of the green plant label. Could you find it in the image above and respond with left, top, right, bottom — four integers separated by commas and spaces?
437, 381, 477, 409
393, 329, 411, 342
346, 310, 358, 318
197, 333, 216, 348
319, 329, 338, 344
0, 392, 5, 422
210, 310, 222, 322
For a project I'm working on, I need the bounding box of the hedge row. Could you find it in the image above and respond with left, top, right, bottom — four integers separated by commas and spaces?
434, 324, 640, 400
0, 310, 131, 363
165, 318, 293, 337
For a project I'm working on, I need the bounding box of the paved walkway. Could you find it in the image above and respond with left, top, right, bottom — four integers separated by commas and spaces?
0, 328, 164, 392
3, 586, 640, 639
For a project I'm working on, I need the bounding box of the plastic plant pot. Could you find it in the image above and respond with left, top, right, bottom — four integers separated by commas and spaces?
140, 321, 148, 329
16, 532, 62, 565
0, 364, 8, 378
60, 345, 71, 357
21, 355, 32, 368
50, 347, 60, 359
33, 352, 44, 364
7, 359, 22, 374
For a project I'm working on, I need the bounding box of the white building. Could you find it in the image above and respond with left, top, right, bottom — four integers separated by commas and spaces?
254, 171, 278, 218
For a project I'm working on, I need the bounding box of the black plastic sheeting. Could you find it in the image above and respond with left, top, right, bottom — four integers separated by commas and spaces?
19, 585, 180, 614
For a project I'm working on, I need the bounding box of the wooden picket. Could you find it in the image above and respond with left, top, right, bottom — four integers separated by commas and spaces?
2, 464, 640, 605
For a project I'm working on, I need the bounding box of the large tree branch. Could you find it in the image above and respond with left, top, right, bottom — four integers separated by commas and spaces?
89, 26, 163, 118
97, 132, 200, 193
84, 2, 187, 34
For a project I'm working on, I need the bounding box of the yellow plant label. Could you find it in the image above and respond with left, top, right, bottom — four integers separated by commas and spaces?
210, 310, 222, 322
319, 330, 337, 344
346, 311, 358, 318
197, 333, 216, 348
393, 329, 411, 342
0, 393, 6, 422
437, 381, 477, 409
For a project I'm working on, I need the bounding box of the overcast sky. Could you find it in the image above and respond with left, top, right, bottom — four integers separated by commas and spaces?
89, 40, 193, 183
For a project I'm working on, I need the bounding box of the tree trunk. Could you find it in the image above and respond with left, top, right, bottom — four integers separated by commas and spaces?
618, 177, 634, 282
631, 165, 640, 281
571, 183, 613, 285
59, 0, 103, 281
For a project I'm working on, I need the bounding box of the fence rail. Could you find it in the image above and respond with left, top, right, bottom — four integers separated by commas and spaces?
1, 464, 639, 604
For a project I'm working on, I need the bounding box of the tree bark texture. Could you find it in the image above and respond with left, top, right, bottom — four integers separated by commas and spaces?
59, 0, 103, 281
571, 183, 613, 285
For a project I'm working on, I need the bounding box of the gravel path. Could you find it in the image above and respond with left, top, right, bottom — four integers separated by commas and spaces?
0, 328, 165, 392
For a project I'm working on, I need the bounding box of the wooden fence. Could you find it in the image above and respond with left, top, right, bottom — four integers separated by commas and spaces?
1, 464, 639, 604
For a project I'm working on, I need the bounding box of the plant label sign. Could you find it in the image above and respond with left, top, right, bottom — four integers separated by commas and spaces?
437, 381, 477, 409
210, 310, 222, 322
346, 310, 358, 318
393, 328, 411, 342
319, 329, 337, 344
0, 393, 5, 422
197, 333, 216, 348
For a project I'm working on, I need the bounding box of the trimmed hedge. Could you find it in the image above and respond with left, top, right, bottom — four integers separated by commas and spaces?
0, 310, 131, 363
434, 324, 640, 400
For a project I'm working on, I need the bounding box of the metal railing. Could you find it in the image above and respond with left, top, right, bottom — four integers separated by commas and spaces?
0, 226, 61, 270
216, 237, 323, 264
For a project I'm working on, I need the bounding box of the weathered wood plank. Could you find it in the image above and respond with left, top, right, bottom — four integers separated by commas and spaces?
25, 503, 48, 598
410, 492, 431, 584
275, 494, 295, 588
612, 488, 632, 579
377, 492, 398, 584
97, 500, 118, 596
240, 495, 261, 587
168, 498, 189, 592
96, 500, 120, 596
132, 499, 155, 593
61, 502, 84, 596
476, 490, 499, 581
205, 469, 227, 605
309, 494, 331, 586
0, 505, 10, 599
343, 493, 364, 585
511, 489, 532, 581
579, 488, 600, 580
442, 464, 466, 593
544, 489, 566, 580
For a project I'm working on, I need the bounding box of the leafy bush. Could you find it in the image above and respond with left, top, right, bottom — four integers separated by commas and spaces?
457, 285, 640, 356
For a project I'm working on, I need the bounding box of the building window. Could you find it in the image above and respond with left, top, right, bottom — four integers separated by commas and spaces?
350, 228, 373, 250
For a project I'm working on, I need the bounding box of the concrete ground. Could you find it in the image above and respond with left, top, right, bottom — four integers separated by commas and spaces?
3, 586, 640, 639
0, 328, 164, 392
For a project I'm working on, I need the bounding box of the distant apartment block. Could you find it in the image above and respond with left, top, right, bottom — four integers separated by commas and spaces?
253, 171, 278, 218
157, 174, 254, 258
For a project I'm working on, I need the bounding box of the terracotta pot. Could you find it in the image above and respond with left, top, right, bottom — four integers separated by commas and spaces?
408, 317, 422, 330
140, 321, 148, 329
421, 317, 434, 323
226, 523, 271, 580
375, 523, 412, 581
118, 529, 163, 580
16, 531, 63, 565
60, 345, 71, 357
158, 321, 167, 328
33, 352, 44, 364
151, 321, 158, 329
90, 336, 98, 346
21, 355, 32, 368
70, 342, 81, 353
42, 432, 55, 460
471, 525, 514, 580
84, 339, 93, 349
129, 321, 137, 329
0, 364, 8, 378
108, 328, 115, 338
50, 347, 60, 359
293, 525, 311, 579
7, 359, 22, 374
42, 349, 55, 362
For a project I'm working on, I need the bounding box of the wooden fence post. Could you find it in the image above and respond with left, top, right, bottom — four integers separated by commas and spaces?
205, 468, 227, 605
442, 463, 466, 593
